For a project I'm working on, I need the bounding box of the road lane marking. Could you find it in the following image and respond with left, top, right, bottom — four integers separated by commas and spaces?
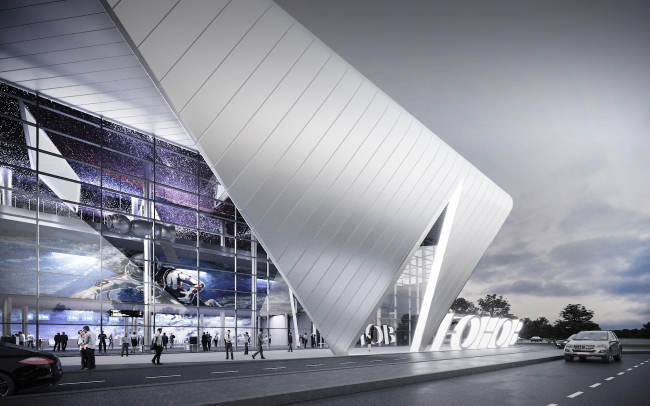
590, 383, 601, 388
633, 365, 638, 368
145, 374, 181, 379
306, 364, 325, 367
369, 359, 383, 362
626, 368, 633, 371
265, 367, 286, 370
59, 380, 105, 386
340, 361, 356, 364
605, 377, 615, 381
547, 404, 558, 406
567, 391, 583, 398
211, 370, 238, 374
617, 372, 625, 375
394, 358, 406, 360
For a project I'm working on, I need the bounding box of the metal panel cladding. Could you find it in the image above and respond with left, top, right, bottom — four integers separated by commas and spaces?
101, 0, 512, 354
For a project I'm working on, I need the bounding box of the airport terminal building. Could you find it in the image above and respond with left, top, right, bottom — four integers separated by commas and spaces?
0, 0, 512, 354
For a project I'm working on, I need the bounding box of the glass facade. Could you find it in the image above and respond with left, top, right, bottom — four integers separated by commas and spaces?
0, 81, 437, 351
0, 82, 301, 350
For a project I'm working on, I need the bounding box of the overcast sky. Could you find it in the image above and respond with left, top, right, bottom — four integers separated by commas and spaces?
276, 0, 650, 329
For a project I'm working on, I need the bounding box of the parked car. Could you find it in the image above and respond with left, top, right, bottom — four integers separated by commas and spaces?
530, 336, 543, 342
0, 341, 63, 396
563, 330, 622, 363
556, 334, 576, 349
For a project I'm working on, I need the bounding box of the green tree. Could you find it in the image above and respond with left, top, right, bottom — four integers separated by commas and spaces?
554, 304, 600, 338
449, 297, 478, 315
477, 294, 515, 318
642, 322, 650, 339
520, 317, 554, 339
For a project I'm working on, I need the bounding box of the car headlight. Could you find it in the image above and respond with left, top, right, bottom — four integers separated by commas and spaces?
596, 344, 607, 349
565, 344, 573, 349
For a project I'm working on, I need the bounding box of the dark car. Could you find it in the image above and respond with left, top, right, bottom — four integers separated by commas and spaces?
556, 334, 576, 349
0, 341, 63, 396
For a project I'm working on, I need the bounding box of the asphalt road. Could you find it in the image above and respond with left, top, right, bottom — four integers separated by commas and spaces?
18, 346, 541, 396
294, 354, 650, 406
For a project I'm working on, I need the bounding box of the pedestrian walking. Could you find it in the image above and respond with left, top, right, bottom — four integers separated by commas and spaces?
251, 328, 265, 359
61, 332, 68, 350
366, 332, 372, 351
120, 334, 130, 357
268, 333, 272, 350
26, 332, 35, 348
224, 329, 233, 360
152, 328, 164, 365
130, 331, 138, 353
83, 326, 96, 370
243, 332, 250, 355
162, 332, 168, 350
77, 330, 87, 369
108, 334, 114, 349
288, 332, 293, 352
170, 333, 175, 349
98, 330, 107, 354
207, 332, 212, 351
18, 331, 25, 346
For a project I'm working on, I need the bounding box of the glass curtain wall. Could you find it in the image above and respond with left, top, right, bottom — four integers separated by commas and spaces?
0, 82, 291, 351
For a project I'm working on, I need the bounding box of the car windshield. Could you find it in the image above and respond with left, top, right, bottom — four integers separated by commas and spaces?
574, 332, 608, 341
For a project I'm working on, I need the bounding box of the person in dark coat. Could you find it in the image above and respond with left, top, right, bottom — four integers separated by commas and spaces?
54, 333, 61, 351
288, 332, 293, 352
162, 333, 169, 349
61, 332, 68, 350
201, 332, 208, 351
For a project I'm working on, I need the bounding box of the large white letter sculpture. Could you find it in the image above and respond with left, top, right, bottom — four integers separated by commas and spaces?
431, 313, 523, 351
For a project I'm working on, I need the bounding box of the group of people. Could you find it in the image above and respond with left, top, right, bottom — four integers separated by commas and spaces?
76, 326, 97, 370
10, 331, 35, 348
53, 332, 69, 350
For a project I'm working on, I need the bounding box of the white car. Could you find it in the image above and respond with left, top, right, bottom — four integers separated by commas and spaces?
563, 330, 622, 363
530, 336, 542, 342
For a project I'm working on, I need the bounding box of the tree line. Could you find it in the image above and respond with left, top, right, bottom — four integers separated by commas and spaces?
450, 296, 650, 340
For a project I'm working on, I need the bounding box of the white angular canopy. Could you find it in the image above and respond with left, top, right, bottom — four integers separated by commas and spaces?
101, 0, 512, 354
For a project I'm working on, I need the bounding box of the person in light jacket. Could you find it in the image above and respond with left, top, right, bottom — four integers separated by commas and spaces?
251, 328, 265, 359
120, 334, 130, 357
82, 326, 96, 370
77, 330, 87, 369
243, 332, 250, 355
152, 328, 164, 365
224, 330, 233, 360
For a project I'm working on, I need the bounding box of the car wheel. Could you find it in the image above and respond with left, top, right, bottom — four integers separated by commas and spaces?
0, 372, 16, 397
602, 350, 613, 364
564, 355, 574, 362
614, 348, 622, 361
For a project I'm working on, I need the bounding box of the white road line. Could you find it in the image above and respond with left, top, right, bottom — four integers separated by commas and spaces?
633, 365, 639, 368
567, 391, 583, 398
605, 377, 615, 381
369, 360, 383, 362
394, 358, 406, 360
306, 364, 325, 367
211, 370, 238, 374
59, 380, 105, 386
617, 372, 625, 376
145, 374, 181, 379
547, 404, 558, 406
626, 368, 633, 371
340, 361, 356, 364
590, 383, 601, 388
265, 367, 287, 370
